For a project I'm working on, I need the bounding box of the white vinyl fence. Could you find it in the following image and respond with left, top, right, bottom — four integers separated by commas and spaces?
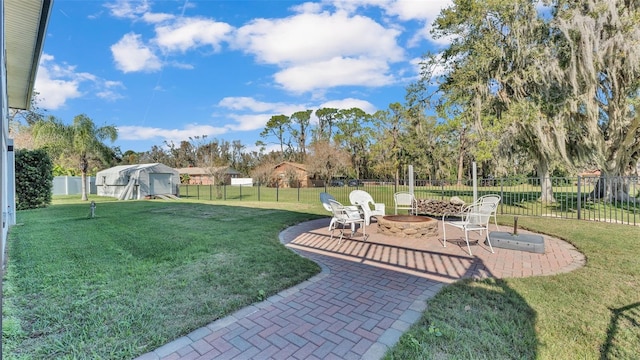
231, 178, 253, 186
52, 176, 96, 195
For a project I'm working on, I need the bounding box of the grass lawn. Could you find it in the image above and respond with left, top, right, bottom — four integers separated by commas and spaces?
3, 196, 639, 359
2, 196, 324, 359
384, 216, 640, 360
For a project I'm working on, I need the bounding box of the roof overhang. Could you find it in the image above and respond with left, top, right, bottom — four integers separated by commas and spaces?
4, 0, 53, 110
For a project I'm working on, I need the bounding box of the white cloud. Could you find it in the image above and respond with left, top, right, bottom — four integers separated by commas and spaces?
96, 80, 126, 101
219, 97, 305, 117
105, 1, 181, 24
111, 32, 162, 73
167, 61, 194, 70
105, 0, 150, 20
318, 98, 376, 113
274, 57, 393, 92
383, 0, 452, 21
218, 97, 289, 112
217, 97, 306, 131
289, 2, 324, 14
117, 124, 229, 143
416, 21, 457, 47
324, 0, 454, 46
324, 0, 451, 24
234, 11, 403, 65
34, 59, 82, 110
232, 10, 404, 94
107, 5, 234, 73
387, 0, 454, 46
217, 97, 299, 132
34, 54, 123, 110
326, 0, 389, 14
225, 114, 273, 131
154, 17, 233, 53
142, 12, 175, 24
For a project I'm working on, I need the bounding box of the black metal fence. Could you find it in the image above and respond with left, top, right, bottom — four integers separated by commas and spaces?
179, 176, 640, 226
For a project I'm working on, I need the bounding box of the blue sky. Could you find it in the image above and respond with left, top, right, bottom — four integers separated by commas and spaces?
35, 0, 452, 153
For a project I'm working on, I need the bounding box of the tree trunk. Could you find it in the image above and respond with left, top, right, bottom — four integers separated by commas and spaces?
590, 175, 637, 204
81, 171, 88, 201
456, 151, 464, 186
80, 156, 89, 201
395, 167, 400, 187
588, 127, 640, 202
537, 160, 555, 204
456, 128, 466, 186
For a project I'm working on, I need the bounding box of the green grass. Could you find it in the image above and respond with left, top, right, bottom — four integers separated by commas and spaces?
384, 217, 640, 360
4, 196, 640, 359
2, 196, 324, 359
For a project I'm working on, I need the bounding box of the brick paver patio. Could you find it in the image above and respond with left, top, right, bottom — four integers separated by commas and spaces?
136, 217, 585, 360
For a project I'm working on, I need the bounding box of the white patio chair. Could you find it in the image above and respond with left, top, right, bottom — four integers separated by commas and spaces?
321, 192, 359, 232
320, 192, 338, 231
442, 199, 498, 255
394, 192, 417, 215
349, 190, 385, 225
477, 194, 501, 231
328, 199, 366, 245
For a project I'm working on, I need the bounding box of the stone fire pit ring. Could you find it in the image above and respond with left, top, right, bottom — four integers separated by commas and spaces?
377, 215, 438, 238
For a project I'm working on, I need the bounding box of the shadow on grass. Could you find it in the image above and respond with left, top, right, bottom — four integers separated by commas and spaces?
600, 302, 640, 360
385, 257, 539, 359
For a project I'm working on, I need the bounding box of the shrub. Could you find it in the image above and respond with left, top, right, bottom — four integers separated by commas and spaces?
16, 149, 53, 210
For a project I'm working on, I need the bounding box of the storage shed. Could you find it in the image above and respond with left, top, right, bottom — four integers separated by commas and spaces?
96, 163, 179, 200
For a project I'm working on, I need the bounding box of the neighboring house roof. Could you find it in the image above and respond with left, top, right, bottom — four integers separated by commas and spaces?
274, 161, 307, 171
5, 0, 53, 109
580, 169, 601, 177
223, 167, 241, 175
175, 166, 241, 176
175, 167, 208, 176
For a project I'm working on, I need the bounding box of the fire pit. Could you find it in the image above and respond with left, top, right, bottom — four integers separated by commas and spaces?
377, 215, 438, 238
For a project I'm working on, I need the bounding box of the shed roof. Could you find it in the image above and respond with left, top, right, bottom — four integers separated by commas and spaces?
97, 163, 177, 175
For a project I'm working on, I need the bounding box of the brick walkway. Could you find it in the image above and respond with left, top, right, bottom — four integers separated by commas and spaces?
136, 218, 585, 360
